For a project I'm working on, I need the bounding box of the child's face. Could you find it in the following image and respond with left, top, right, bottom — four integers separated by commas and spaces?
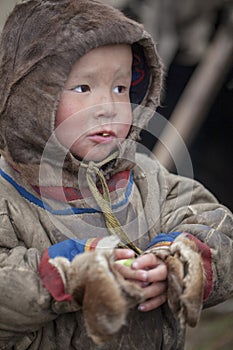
55, 44, 133, 161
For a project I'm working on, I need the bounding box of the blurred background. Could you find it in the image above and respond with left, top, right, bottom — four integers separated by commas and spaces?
1, 1, 233, 349
107, 2, 233, 349
106, 0, 233, 213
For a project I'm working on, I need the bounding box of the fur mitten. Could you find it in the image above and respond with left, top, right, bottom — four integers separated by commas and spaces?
40, 247, 144, 344
146, 233, 205, 328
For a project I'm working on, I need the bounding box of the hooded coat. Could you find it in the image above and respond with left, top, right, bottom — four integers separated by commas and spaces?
0, 1, 233, 349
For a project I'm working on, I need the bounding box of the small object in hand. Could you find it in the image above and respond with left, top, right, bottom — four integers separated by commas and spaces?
115, 258, 135, 267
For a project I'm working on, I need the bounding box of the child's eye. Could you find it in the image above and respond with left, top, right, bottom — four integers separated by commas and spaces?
113, 85, 127, 94
72, 85, 90, 93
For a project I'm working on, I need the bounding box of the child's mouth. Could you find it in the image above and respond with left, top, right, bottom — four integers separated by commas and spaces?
88, 131, 116, 144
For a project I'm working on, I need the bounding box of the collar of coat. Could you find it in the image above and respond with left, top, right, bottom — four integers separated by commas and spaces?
32, 170, 131, 202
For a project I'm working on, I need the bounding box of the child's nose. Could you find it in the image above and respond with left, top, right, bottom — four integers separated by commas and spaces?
93, 101, 117, 119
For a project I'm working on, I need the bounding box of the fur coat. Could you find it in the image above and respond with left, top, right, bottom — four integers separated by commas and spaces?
0, 1, 232, 349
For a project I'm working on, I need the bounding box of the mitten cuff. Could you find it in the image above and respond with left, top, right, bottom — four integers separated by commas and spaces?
48, 237, 104, 261
146, 232, 213, 301
39, 249, 72, 302
185, 233, 213, 301
39, 237, 104, 301
146, 232, 182, 250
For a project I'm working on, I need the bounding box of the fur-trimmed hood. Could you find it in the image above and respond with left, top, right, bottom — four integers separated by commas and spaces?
0, 0, 163, 186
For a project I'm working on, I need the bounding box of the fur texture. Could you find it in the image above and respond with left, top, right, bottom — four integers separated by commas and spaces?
147, 235, 204, 328
0, 0, 163, 186
53, 251, 144, 344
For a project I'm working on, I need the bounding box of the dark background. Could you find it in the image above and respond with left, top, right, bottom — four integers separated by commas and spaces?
121, 3, 233, 348
142, 57, 233, 211
123, 2, 233, 211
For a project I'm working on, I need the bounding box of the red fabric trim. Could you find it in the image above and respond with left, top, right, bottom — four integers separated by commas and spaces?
39, 249, 72, 302
89, 237, 103, 251
131, 53, 145, 86
32, 170, 130, 202
186, 233, 213, 301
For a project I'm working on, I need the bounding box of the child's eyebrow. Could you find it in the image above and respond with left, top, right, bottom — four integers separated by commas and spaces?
110, 65, 133, 81
113, 69, 132, 79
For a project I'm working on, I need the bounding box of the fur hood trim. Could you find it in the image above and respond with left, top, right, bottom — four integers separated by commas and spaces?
0, 0, 163, 185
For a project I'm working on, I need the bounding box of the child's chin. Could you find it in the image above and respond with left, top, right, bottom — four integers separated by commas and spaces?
74, 148, 116, 163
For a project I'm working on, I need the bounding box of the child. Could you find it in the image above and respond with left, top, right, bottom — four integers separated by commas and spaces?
0, 0, 232, 349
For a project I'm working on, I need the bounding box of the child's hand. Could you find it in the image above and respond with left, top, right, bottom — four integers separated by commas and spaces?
114, 251, 167, 312
114, 248, 135, 261
132, 253, 167, 312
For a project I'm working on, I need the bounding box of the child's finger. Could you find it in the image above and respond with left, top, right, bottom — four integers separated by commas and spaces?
146, 263, 167, 283
138, 293, 167, 312
141, 281, 167, 301
114, 262, 148, 282
114, 249, 135, 261
131, 253, 159, 270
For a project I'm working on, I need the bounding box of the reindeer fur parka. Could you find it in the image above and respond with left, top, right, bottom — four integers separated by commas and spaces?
0, 1, 233, 349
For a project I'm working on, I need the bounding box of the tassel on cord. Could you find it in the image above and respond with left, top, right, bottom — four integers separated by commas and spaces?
80, 151, 142, 256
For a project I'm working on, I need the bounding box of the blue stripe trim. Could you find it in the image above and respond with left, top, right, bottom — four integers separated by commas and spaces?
146, 232, 182, 249
112, 171, 133, 210
0, 168, 133, 216
48, 238, 88, 260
